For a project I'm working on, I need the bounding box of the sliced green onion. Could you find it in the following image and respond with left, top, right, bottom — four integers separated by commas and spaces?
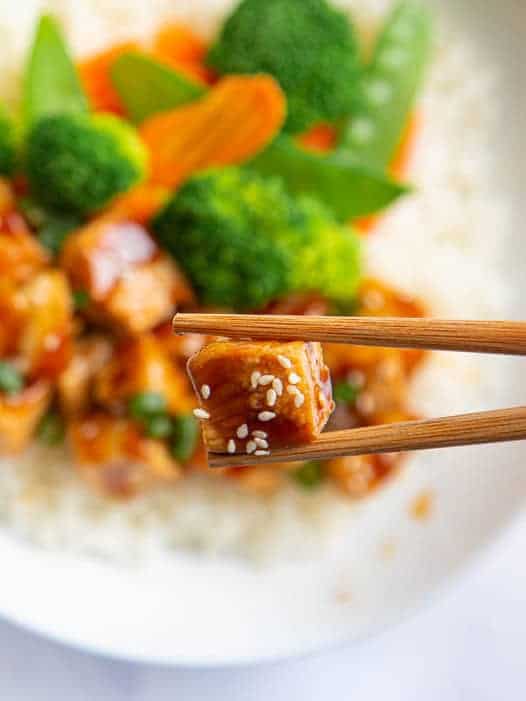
333, 380, 360, 405
37, 411, 65, 445
128, 392, 168, 421
0, 361, 24, 395
170, 414, 199, 462
340, 0, 433, 169
73, 289, 90, 311
144, 414, 173, 440
292, 461, 325, 489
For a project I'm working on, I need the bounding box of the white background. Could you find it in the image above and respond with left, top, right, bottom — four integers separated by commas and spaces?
1, 515, 524, 700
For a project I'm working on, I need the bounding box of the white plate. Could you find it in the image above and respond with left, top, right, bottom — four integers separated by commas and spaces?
0, 0, 524, 666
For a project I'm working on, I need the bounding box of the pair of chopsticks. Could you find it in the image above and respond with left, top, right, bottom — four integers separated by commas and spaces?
172, 313, 526, 467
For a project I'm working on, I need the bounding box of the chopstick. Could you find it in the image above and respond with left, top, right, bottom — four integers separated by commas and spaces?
173, 314, 526, 355
208, 407, 526, 467
172, 312, 526, 465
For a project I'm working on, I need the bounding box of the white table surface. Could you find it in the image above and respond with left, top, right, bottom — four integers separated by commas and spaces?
1, 517, 525, 701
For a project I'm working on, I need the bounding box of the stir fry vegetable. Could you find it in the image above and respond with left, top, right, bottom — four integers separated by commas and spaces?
26, 113, 148, 215
111, 52, 206, 124
153, 167, 362, 309
251, 135, 409, 221
0, 105, 16, 175
207, 0, 361, 133
23, 14, 88, 127
340, 0, 433, 169
140, 75, 286, 187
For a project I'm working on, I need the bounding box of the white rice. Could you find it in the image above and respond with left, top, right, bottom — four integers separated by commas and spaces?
0, 0, 513, 561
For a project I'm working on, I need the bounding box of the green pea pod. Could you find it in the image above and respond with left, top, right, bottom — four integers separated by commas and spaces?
23, 14, 88, 128
250, 135, 410, 221
340, 0, 433, 169
111, 53, 206, 124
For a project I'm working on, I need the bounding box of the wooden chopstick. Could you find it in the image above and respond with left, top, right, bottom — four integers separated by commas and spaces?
173, 314, 526, 355
208, 406, 526, 467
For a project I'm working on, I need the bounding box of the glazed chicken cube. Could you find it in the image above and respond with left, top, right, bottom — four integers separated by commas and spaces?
69, 413, 181, 498
94, 334, 194, 415
187, 341, 334, 455
61, 216, 193, 334
0, 180, 48, 285
58, 335, 113, 416
18, 270, 73, 379
0, 380, 52, 454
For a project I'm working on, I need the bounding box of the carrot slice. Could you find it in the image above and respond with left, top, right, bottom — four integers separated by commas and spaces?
79, 42, 140, 115
298, 123, 337, 153
153, 24, 216, 85
107, 183, 171, 224
140, 75, 286, 188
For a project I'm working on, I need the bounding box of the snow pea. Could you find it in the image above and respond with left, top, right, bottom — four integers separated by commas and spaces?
23, 15, 88, 128
111, 53, 206, 124
340, 1, 433, 169
250, 135, 409, 221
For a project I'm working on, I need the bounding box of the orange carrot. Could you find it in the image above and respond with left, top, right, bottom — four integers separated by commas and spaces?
107, 183, 171, 224
389, 111, 421, 180
152, 24, 216, 86
298, 123, 337, 153
79, 42, 140, 115
355, 111, 421, 235
140, 75, 286, 188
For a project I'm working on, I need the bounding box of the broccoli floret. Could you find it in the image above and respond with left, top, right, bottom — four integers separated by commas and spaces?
207, 0, 361, 133
0, 104, 16, 175
283, 195, 362, 303
153, 169, 292, 310
26, 112, 148, 215
152, 167, 362, 310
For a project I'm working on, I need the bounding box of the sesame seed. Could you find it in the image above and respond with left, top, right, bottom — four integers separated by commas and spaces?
193, 408, 210, 420
200, 384, 211, 400
246, 441, 257, 454
272, 378, 283, 396
259, 374, 274, 386
277, 355, 292, 369
252, 430, 267, 439
227, 439, 236, 454
287, 385, 300, 396
254, 437, 269, 449
347, 369, 366, 387
251, 371, 261, 389
356, 393, 376, 415
237, 424, 249, 439
288, 372, 300, 385
266, 389, 277, 407
43, 334, 61, 351
258, 411, 276, 422
254, 450, 270, 456
294, 392, 305, 408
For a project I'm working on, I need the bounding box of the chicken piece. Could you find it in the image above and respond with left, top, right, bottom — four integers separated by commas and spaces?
61, 216, 193, 333
324, 278, 426, 377
0, 211, 49, 286
0, 380, 52, 454
69, 413, 181, 498
94, 334, 194, 415
18, 270, 73, 379
187, 340, 334, 454
58, 335, 113, 416
154, 322, 207, 369
327, 453, 401, 498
